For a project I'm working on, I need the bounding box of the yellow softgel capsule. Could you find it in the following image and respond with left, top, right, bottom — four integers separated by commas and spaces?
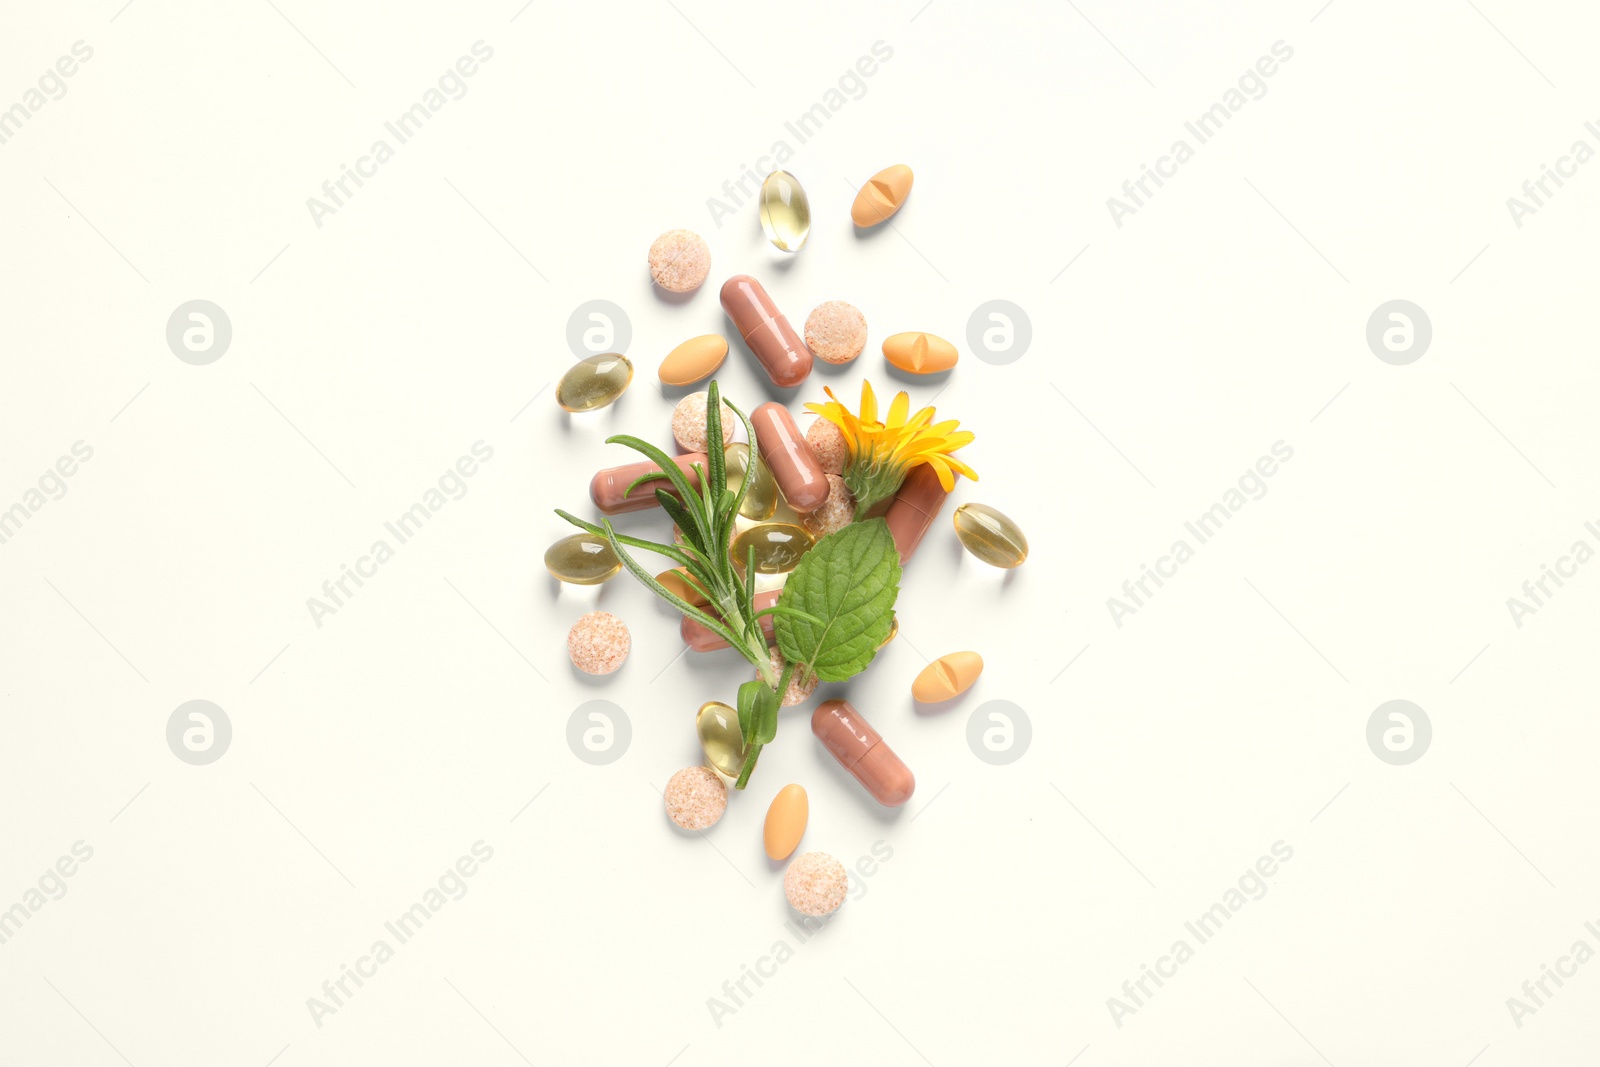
759, 170, 811, 253
731, 523, 813, 574
725, 443, 778, 521
952, 503, 1028, 568
556, 353, 633, 412
696, 701, 746, 779
544, 534, 621, 585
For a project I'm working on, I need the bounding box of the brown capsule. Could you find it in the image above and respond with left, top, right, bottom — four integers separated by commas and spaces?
884, 464, 958, 563
752, 402, 829, 513
590, 453, 707, 515
682, 589, 779, 652
812, 699, 915, 807
720, 275, 812, 388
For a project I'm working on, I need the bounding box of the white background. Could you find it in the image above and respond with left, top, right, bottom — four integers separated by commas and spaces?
2, 0, 1598, 1064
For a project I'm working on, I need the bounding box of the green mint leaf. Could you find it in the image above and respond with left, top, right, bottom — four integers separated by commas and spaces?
774, 518, 901, 683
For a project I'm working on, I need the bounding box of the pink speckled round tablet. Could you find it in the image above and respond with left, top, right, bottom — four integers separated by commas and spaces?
648, 230, 711, 293
567, 611, 630, 675
806, 418, 849, 476
672, 391, 736, 453
804, 301, 867, 364
665, 766, 727, 830
761, 648, 818, 707
784, 851, 848, 916
802, 475, 855, 538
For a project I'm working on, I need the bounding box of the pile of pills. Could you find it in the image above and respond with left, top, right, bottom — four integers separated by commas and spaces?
552, 162, 1030, 919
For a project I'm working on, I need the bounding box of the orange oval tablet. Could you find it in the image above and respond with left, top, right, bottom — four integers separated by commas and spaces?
656, 567, 709, 606
851, 165, 914, 227
911, 651, 984, 702
763, 784, 808, 860
883, 331, 958, 374
659, 334, 729, 386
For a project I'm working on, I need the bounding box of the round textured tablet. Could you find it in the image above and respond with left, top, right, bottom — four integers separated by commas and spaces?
806, 418, 849, 476
664, 766, 727, 830
672, 391, 736, 453
804, 301, 867, 364
567, 611, 630, 675
648, 229, 712, 293
784, 851, 848, 916
761, 648, 819, 707
801, 475, 855, 538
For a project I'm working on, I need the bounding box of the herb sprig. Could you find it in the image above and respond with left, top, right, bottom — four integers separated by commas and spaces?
556, 379, 898, 788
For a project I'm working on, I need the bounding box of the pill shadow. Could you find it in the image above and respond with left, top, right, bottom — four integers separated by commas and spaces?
810, 354, 861, 378
651, 285, 700, 307
568, 660, 622, 687
882, 362, 952, 390
912, 693, 969, 718
851, 221, 895, 242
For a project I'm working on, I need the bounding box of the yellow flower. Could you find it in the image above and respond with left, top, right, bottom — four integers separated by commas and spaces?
805, 379, 977, 513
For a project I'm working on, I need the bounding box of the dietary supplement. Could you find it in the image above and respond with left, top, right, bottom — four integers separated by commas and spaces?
664, 766, 726, 830
647, 229, 711, 293
544, 533, 621, 585
658, 334, 728, 386
556, 352, 633, 412
672, 391, 735, 453
953, 503, 1029, 568
812, 699, 915, 807
590, 453, 707, 514
801, 474, 855, 538
567, 611, 630, 675
804, 301, 868, 364
764, 784, 808, 861
696, 701, 746, 779
759, 170, 811, 252
724, 442, 778, 520
752, 401, 829, 512
850, 164, 914, 227
720, 275, 812, 387
878, 614, 899, 649
882, 332, 958, 375
911, 651, 984, 702
784, 851, 847, 916
682, 589, 779, 652
731, 522, 814, 575
763, 647, 819, 707
885, 464, 958, 563
805, 417, 849, 476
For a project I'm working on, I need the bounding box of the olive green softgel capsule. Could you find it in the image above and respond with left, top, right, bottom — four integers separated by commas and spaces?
952, 503, 1028, 568
759, 170, 811, 253
696, 701, 746, 779
731, 522, 814, 574
556, 353, 633, 412
544, 533, 621, 584
725, 442, 778, 520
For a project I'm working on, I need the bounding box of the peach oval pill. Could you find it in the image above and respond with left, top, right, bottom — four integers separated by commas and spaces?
763, 784, 808, 860
883, 331, 958, 374
912, 651, 984, 703
658, 334, 728, 386
851, 164, 914, 227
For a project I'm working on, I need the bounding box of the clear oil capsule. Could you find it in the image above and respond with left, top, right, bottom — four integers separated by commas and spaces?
759, 170, 811, 253
696, 701, 746, 779
544, 533, 621, 584
877, 614, 898, 650
731, 522, 814, 574
952, 503, 1028, 568
725, 442, 778, 520
556, 353, 633, 412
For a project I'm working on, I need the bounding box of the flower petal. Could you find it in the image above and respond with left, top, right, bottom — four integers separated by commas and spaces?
886, 391, 911, 429
859, 379, 878, 425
